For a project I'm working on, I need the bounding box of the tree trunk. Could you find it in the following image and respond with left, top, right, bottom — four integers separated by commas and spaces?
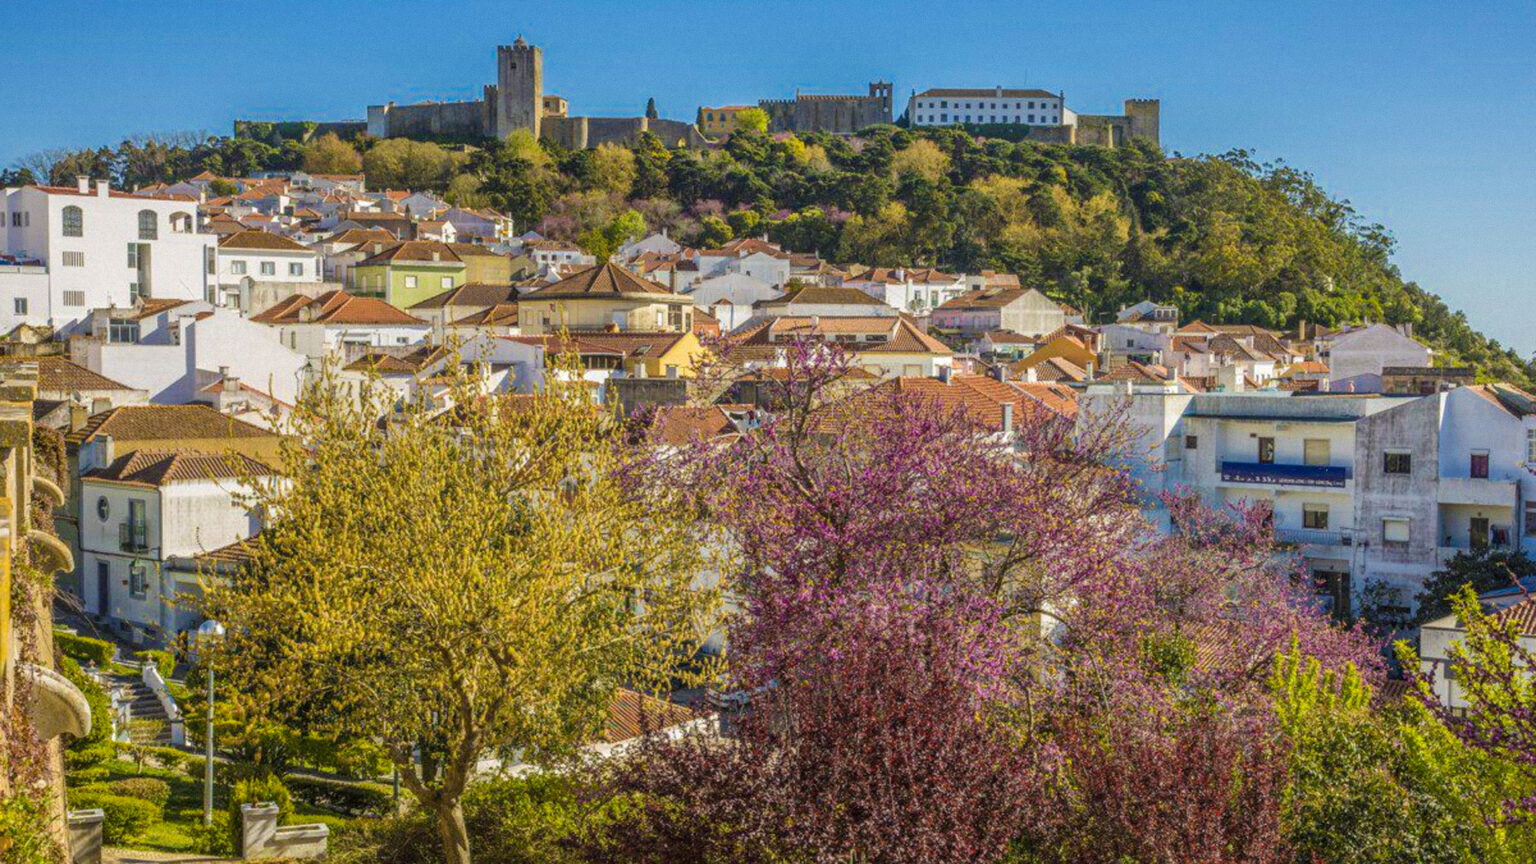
435, 797, 472, 864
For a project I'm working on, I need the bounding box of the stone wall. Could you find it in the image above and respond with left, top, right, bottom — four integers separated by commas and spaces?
542, 116, 706, 150
371, 99, 493, 140
758, 85, 892, 134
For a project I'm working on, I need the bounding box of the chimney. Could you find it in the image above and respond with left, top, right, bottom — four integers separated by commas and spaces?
995, 85, 1003, 97
96, 179, 109, 198
937, 364, 952, 384
76, 176, 90, 194
1024, 366, 1038, 383
1296, 318, 1306, 340
1000, 402, 1014, 435
69, 401, 89, 432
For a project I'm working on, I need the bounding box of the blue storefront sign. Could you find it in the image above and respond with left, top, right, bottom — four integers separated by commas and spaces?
1220, 461, 1348, 488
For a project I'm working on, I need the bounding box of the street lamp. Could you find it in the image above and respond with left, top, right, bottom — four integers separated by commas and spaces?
197, 619, 225, 826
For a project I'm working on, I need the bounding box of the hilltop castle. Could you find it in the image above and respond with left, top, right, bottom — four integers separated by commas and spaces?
364, 37, 707, 149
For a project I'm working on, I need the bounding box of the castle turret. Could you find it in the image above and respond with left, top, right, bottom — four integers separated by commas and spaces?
495, 36, 543, 139
1124, 99, 1160, 146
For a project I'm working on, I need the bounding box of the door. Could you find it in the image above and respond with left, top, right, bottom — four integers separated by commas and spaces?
1258, 437, 1276, 464
1470, 517, 1490, 550
96, 560, 110, 617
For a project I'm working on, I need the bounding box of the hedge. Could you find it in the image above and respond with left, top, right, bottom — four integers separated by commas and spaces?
136, 649, 175, 680
66, 790, 161, 843
107, 777, 171, 809
145, 745, 189, 772
286, 775, 394, 817
55, 631, 114, 666
64, 741, 118, 771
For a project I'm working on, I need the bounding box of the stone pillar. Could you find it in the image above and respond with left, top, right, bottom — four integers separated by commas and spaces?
67, 808, 104, 864
241, 802, 279, 858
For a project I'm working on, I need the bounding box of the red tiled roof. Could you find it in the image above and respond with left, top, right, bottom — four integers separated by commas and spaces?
218, 229, 310, 252
67, 404, 274, 447
251, 291, 426, 326
84, 449, 275, 486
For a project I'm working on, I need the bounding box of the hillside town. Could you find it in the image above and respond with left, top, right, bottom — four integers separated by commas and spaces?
3, 29, 1536, 864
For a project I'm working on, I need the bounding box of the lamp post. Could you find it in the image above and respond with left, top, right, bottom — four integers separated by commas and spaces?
197, 619, 225, 826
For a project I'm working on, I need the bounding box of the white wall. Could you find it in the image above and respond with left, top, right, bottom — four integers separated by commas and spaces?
3, 183, 212, 329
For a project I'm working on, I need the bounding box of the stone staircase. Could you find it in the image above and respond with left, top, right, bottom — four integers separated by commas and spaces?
109, 673, 175, 745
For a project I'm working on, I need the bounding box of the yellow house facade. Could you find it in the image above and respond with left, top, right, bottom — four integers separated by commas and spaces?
517, 262, 693, 336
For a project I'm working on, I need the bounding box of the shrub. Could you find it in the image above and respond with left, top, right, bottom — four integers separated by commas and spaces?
67, 791, 160, 843
66, 766, 109, 784
192, 810, 237, 857
59, 657, 112, 750
107, 777, 171, 809
287, 775, 394, 817
64, 741, 118, 771
228, 774, 293, 854
146, 745, 188, 772
54, 631, 114, 666
136, 649, 175, 679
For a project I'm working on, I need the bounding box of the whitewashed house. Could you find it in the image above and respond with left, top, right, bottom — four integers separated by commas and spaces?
77, 449, 274, 645
1324, 324, 1432, 393
213, 230, 321, 307
250, 290, 431, 365
1, 178, 211, 332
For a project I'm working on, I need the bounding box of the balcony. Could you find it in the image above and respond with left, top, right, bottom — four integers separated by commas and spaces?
1437, 477, 1517, 508
1220, 461, 1351, 489
1276, 527, 1355, 548
119, 522, 149, 554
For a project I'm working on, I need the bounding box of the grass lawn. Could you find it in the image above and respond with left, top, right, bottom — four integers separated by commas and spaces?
75, 756, 353, 853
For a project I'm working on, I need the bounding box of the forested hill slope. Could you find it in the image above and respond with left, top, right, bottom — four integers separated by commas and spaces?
12, 125, 1531, 386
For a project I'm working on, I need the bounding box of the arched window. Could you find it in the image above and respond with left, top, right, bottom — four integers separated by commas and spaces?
62, 205, 83, 237
137, 209, 158, 240
169, 212, 193, 233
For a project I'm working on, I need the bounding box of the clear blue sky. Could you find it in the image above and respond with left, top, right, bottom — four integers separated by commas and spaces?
5, 0, 1532, 356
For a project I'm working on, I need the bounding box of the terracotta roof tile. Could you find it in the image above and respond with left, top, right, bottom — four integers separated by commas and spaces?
0, 356, 138, 394
67, 404, 274, 446
218, 229, 311, 252
84, 448, 275, 486
522, 262, 677, 299
251, 291, 426, 326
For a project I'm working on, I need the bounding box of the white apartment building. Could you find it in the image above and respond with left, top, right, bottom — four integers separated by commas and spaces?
1353, 384, 1536, 618
1, 178, 212, 332
842, 267, 967, 314
908, 88, 1064, 127
1085, 381, 1536, 619
78, 449, 272, 645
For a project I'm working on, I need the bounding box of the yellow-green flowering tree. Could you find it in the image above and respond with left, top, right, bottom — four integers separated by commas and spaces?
204, 364, 719, 864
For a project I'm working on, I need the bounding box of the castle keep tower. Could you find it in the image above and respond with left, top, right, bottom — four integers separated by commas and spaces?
495, 36, 542, 139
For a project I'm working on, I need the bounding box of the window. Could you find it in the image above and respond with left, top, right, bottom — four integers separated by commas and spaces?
1526, 501, 1536, 537
108, 320, 140, 344
62, 251, 84, 267
289, 262, 303, 277
1258, 436, 1275, 464
1383, 451, 1412, 475
1303, 504, 1329, 530
404, 275, 418, 289
129, 560, 150, 599
9, 211, 28, 227
231, 260, 247, 275
12, 298, 26, 315
62, 290, 84, 307
96, 496, 110, 521
260, 261, 275, 276
1304, 438, 1330, 466
127, 243, 140, 268
1470, 450, 1490, 479
1185, 434, 1198, 450
137, 209, 157, 240
1527, 429, 1536, 463
1382, 517, 1410, 549
440, 276, 453, 289
62, 205, 82, 237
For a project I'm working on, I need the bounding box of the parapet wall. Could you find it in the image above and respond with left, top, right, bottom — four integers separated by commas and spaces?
369, 99, 493, 140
